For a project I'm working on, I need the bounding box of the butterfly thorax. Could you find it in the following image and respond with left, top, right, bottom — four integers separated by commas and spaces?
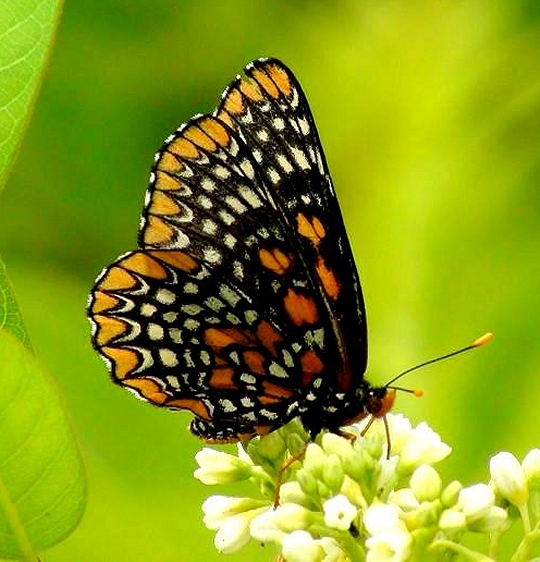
298, 381, 393, 439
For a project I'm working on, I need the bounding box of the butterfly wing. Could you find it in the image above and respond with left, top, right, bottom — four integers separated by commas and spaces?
88, 59, 368, 441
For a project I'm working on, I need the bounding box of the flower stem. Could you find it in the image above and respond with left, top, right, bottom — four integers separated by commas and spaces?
430, 539, 494, 561
510, 519, 540, 562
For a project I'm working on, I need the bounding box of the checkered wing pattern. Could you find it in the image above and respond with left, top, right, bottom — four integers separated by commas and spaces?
88, 58, 369, 441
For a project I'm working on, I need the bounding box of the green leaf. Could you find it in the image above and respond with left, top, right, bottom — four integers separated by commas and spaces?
0, 0, 64, 192
0, 330, 86, 560
0, 258, 30, 349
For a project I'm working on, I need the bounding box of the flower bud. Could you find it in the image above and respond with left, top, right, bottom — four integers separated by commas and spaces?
282, 530, 324, 562
522, 449, 540, 489
410, 465, 442, 502
323, 454, 345, 493
194, 448, 252, 484
468, 506, 508, 533
457, 484, 495, 523
441, 480, 463, 508
439, 508, 466, 533
490, 452, 528, 507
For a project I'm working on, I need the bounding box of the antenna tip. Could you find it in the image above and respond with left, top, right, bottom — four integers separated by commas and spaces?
413, 388, 424, 397
473, 332, 494, 347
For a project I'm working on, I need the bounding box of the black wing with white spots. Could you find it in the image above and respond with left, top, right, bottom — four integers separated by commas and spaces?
88, 58, 372, 441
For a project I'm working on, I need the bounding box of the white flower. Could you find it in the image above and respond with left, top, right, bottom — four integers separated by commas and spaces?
522, 448, 540, 488
282, 530, 324, 562
272, 503, 313, 532
364, 502, 403, 535
279, 481, 310, 505
384, 414, 414, 454
250, 508, 287, 544
410, 464, 442, 501
323, 494, 358, 530
468, 506, 508, 533
490, 452, 528, 507
389, 489, 420, 511
376, 456, 400, 496
457, 484, 495, 522
202, 495, 266, 529
366, 530, 412, 562
194, 448, 252, 484
212, 508, 266, 554
439, 508, 466, 532
364, 502, 412, 561
399, 422, 451, 470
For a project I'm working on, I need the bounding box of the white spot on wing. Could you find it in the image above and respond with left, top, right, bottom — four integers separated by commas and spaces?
219, 285, 241, 306
202, 218, 218, 235
148, 323, 164, 340
203, 247, 222, 264
273, 117, 285, 130
268, 168, 281, 185
269, 362, 288, 378
214, 165, 231, 179
140, 303, 157, 317
156, 288, 176, 305
225, 195, 248, 214
291, 146, 310, 170
277, 154, 294, 174
159, 348, 179, 367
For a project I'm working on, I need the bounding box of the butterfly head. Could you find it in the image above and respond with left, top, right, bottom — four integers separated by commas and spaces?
365, 386, 397, 419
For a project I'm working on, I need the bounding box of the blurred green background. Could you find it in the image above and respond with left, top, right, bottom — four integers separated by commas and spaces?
1, 0, 540, 559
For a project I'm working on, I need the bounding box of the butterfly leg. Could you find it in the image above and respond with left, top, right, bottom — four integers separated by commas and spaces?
273, 443, 308, 509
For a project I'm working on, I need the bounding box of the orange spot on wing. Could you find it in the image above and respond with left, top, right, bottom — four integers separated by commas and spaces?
199, 118, 231, 147
150, 250, 198, 272
216, 110, 234, 128
149, 191, 181, 216
283, 289, 319, 326
316, 256, 340, 301
205, 327, 257, 351
208, 367, 236, 390
252, 69, 279, 99
243, 350, 266, 375
90, 291, 119, 314
101, 346, 140, 379
239, 78, 263, 102
262, 380, 294, 399
223, 88, 244, 115
258, 247, 292, 275
300, 349, 324, 375
154, 171, 182, 191
122, 377, 168, 405
120, 252, 168, 279
165, 397, 212, 420
143, 216, 176, 246
296, 213, 326, 246
255, 320, 283, 356
267, 63, 292, 97
97, 266, 137, 291
156, 152, 184, 174
168, 137, 200, 159
93, 315, 128, 346
184, 125, 217, 152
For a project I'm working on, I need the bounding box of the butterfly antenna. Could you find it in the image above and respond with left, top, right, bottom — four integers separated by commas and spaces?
385, 332, 493, 391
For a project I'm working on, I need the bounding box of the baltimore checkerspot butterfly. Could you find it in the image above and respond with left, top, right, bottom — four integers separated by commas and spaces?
87, 58, 491, 445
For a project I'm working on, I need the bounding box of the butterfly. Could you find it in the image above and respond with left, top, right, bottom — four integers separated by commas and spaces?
87, 58, 395, 444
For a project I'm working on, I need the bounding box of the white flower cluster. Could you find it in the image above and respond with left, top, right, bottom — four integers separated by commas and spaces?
194, 415, 540, 561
